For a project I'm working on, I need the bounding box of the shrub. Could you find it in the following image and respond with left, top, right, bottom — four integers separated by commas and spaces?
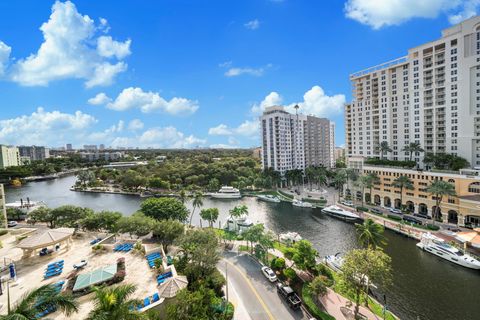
387, 214, 402, 221
356, 206, 369, 212
0, 229, 8, 236
112, 270, 126, 283
426, 224, 440, 231
272, 257, 286, 270
92, 244, 107, 253
283, 268, 297, 281
315, 264, 334, 284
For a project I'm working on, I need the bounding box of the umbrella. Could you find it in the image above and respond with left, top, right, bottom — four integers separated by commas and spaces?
157, 276, 188, 298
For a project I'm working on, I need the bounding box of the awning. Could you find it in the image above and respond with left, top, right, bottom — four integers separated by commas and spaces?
17, 228, 74, 250
157, 276, 188, 298
73, 264, 118, 291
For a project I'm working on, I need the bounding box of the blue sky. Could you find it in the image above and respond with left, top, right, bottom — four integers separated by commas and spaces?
0, 0, 478, 149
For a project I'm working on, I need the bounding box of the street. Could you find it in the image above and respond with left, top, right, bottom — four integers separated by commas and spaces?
219, 252, 308, 320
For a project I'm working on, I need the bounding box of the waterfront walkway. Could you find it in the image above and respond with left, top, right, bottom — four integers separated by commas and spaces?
319, 288, 382, 320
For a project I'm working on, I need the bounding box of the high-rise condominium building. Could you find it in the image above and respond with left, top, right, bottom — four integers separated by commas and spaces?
66, 143, 73, 151
0, 145, 20, 169
18, 145, 50, 161
346, 16, 480, 167
260, 105, 335, 175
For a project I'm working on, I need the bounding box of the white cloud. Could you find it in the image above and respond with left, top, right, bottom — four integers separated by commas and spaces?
209, 144, 237, 149
106, 87, 199, 115
448, 0, 480, 24
208, 124, 232, 135
87, 120, 124, 141
225, 66, 267, 77
88, 92, 112, 105
9, 0, 131, 87
208, 120, 258, 137
344, 0, 464, 29
97, 36, 131, 59
244, 19, 260, 30
128, 119, 144, 131
285, 85, 346, 117
0, 41, 11, 76
0, 107, 97, 146
251, 91, 283, 114
111, 127, 206, 149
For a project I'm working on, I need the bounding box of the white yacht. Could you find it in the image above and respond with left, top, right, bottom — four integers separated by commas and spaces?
416, 233, 480, 270
257, 194, 281, 203
210, 186, 241, 199
5, 199, 46, 214
321, 205, 360, 222
279, 232, 302, 243
323, 253, 343, 272
292, 199, 313, 208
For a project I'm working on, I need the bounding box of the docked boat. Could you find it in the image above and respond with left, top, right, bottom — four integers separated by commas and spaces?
416, 233, 480, 269
257, 194, 281, 203
323, 253, 343, 272
210, 186, 241, 199
5, 199, 46, 214
279, 231, 302, 243
321, 205, 360, 222
292, 199, 313, 208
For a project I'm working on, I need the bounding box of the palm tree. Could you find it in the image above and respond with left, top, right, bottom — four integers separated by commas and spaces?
333, 170, 347, 199
426, 180, 456, 224
355, 175, 370, 206
315, 166, 328, 189
305, 166, 316, 190
355, 218, 386, 249
200, 208, 219, 228
393, 175, 414, 210
188, 191, 204, 226
365, 173, 380, 204
178, 189, 187, 205
2, 284, 78, 320
402, 142, 424, 161
229, 205, 248, 219
378, 141, 392, 160
86, 284, 144, 320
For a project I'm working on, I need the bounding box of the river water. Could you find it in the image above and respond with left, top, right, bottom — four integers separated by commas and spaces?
5, 175, 480, 320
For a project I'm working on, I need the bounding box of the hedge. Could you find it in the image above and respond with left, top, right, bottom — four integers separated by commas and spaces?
387, 214, 402, 221
0, 229, 8, 236
302, 284, 335, 320
356, 206, 369, 212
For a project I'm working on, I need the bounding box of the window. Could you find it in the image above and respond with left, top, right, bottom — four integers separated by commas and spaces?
468, 182, 480, 193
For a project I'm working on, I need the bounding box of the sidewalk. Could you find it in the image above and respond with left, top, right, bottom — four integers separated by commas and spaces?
319, 288, 382, 320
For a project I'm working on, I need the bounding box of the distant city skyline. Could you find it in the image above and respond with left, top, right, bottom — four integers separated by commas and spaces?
1, 1, 479, 148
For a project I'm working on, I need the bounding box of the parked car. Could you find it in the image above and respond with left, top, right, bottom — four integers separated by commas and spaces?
261, 266, 277, 282
7, 221, 18, 228
341, 200, 354, 207
371, 208, 383, 215
414, 213, 431, 220
277, 282, 302, 309
402, 215, 422, 225
389, 208, 402, 215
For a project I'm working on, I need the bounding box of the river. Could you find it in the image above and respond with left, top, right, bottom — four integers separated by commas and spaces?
4, 175, 480, 320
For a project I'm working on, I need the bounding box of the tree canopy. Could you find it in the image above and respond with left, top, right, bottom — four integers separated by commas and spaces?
140, 198, 189, 222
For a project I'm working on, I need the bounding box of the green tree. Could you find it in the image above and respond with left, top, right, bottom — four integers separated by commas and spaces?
178, 189, 187, 205
355, 175, 370, 206
116, 212, 155, 238
378, 141, 392, 160
402, 142, 424, 161
189, 191, 204, 226
49, 205, 93, 229
333, 169, 347, 198
26, 207, 51, 226
285, 240, 318, 272
308, 276, 328, 298
140, 197, 189, 222
283, 268, 297, 282
180, 229, 220, 281
393, 175, 414, 209
1, 284, 78, 320
166, 287, 217, 320
242, 224, 265, 253
76, 170, 95, 187
365, 172, 380, 204
207, 178, 220, 192
199, 208, 219, 228
426, 180, 456, 224
355, 219, 386, 249
341, 249, 392, 317
86, 284, 144, 320
81, 211, 122, 233
152, 219, 185, 251
121, 170, 146, 191
229, 205, 248, 219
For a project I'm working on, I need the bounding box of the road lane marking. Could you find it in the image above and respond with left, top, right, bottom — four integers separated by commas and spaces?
223, 259, 275, 320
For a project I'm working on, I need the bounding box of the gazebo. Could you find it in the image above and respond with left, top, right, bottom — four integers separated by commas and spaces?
73, 264, 118, 292
157, 276, 188, 298
17, 228, 74, 258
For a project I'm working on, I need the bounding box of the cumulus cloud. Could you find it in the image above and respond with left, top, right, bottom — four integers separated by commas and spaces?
99, 87, 198, 115
128, 119, 144, 131
0, 107, 97, 145
88, 92, 112, 105
111, 127, 206, 149
224, 65, 269, 77
208, 124, 232, 135
244, 19, 260, 30
251, 91, 283, 115
0, 41, 11, 76
285, 85, 346, 117
344, 0, 480, 29
8, 0, 131, 87
87, 120, 124, 141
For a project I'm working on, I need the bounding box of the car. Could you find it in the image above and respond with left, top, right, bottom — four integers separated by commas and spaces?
341, 200, 354, 207
389, 208, 402, 215
371, 208, 383, 214
414, 213, 431, 220
7, 221, 18, 228
261, 266, 277, 282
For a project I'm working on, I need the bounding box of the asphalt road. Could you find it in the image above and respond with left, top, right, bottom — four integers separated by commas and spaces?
220, 252, 308, 320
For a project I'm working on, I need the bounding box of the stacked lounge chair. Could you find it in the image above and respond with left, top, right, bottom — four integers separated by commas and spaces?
145, 252, 162, 268
90, 238, 103, 245
113, 243, 134, 252
35, 281, 65, 318
44, 260, 64, 279
157, 271, 173, 285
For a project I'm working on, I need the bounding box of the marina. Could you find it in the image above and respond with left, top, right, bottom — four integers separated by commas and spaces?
4, 175, 480, 320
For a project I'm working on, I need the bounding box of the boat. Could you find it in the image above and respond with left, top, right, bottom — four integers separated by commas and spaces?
279, 232, 302, 243
416, 233, 480, 269
257, 194, 281, 203
210, 186, 241, 199
321, 205, 360, 222
5, 199, 46, 214
323, 253, 343, 272
292, 199, 313, 208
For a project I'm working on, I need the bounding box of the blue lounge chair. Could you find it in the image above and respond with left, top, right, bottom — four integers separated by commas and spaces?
143, 297, 151, 307
152, 293, 159, 302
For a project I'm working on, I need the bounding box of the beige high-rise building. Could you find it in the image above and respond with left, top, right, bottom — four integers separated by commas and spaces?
0, 145, 20, 169
260, 106, 335, 175
346, 16, 480, 167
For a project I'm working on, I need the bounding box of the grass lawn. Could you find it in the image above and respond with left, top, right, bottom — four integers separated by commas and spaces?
273, 240, 290, 254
